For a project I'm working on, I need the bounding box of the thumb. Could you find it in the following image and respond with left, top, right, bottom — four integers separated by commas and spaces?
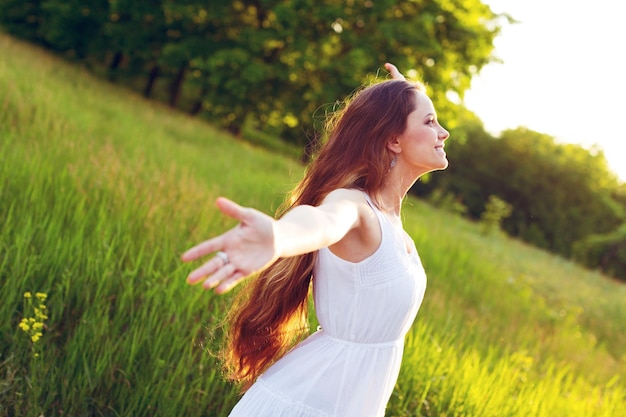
215, 197, 249, 222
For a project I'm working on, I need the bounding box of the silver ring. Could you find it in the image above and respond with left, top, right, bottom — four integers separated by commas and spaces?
215, 251, 229, 265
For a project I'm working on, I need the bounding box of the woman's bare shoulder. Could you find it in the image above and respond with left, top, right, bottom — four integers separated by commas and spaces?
325, 189, 381, 262
321, 188, 368, 205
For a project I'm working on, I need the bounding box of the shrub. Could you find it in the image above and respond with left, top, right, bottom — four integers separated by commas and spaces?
573, 223, 626, 282
479, 195, 513, 235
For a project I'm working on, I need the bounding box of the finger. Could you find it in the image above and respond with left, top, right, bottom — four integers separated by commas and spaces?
186, 256, 224, 284
384, 62, 406, 81
202, 263, 237, 290
215, 271, 247, 294
181, 236, 224, 262
181, 197, 248, 262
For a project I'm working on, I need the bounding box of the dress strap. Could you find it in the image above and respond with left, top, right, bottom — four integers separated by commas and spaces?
362, 191, 375, 208
362, 191, 386, 225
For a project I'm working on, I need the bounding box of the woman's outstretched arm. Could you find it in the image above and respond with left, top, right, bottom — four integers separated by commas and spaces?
181, 188, 365, 293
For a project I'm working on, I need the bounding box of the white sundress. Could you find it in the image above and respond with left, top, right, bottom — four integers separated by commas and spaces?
229, 195, 427, 417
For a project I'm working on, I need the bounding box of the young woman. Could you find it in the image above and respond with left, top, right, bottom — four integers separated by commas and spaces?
182, 63, 450, 416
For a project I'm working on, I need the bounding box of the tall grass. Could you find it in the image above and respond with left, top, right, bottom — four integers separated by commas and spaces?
1, 32, 624, 416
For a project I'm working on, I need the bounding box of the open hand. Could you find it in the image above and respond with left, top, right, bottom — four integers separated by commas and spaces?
181, 197, 279, 293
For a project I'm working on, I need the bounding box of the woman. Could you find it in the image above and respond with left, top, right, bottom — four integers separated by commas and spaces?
182, 63, 450, 416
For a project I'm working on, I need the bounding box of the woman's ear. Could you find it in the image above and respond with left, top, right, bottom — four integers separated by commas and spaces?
387, 137, 402, 154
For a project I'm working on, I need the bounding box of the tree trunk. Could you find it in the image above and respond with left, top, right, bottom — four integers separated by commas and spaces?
227, 123, 241, 137
190, 84, 208, 115
168, 65, 187, 108
144, 65, 160, 98
108, 51, 124, 81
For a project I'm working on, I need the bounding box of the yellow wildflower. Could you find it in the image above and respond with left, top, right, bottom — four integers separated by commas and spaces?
35, 310, 48, 321
19, 290, 49, 349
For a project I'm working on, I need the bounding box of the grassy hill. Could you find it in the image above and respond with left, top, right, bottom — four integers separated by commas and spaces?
1, 32, 625, 416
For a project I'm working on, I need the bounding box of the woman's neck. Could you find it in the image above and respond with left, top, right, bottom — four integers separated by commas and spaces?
380, 170, 419, 217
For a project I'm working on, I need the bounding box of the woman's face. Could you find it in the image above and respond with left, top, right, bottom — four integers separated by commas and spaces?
394, 91, 450, 176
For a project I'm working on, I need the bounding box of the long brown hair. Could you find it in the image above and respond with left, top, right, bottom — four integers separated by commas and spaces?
221, 79, 425, 390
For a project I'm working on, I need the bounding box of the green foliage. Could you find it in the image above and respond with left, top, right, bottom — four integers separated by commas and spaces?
2, 33, 626, 417
40, 0, 108, 58
426, 126, 624, 259
573, 223, 626, 281
0, 0, 504, 143
479, 195, 512, 235
0, 0, 108, 57
0, 0, 43, 40
426, 188, 468, 216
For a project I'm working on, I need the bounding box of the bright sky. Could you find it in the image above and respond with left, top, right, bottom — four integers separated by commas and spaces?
464, 0, 626, 181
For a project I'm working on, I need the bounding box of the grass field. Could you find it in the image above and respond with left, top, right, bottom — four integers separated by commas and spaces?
1, 32, 625, 416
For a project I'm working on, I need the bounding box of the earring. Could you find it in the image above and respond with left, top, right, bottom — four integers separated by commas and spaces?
390, 154, 398, 168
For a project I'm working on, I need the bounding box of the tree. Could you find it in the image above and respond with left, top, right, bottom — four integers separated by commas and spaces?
0, 0, 44, 41
41, 0, 108, 58
1, 0, 504, 142
103, 0, 168, 95
574, 223, 626, 281
190, 0, 504, 141
479, 195, 513, 235
430, 126, 624, 257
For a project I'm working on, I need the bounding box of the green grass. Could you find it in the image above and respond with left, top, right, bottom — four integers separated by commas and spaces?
1, 32, 625, 416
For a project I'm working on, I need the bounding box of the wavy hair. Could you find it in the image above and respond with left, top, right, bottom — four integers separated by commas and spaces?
221, 79, 425, 390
